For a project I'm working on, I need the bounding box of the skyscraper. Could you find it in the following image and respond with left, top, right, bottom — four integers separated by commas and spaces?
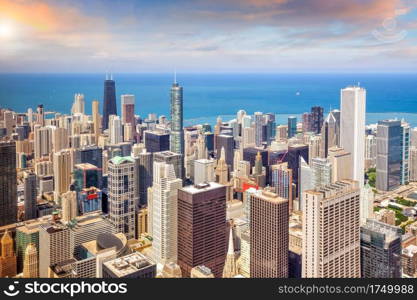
108, 156, 137, 239
287, 116, 297, 138
0, 231, 17, 278
254, 112, 264, 147
401, 121, 410, 185
144, 131, 170, 153
61, 188, 78, 223
376, 120, 402, 191
154, 151, 183, 181
250, 190, 288, 278
24, 171, 37, 220
109, 115, 122, 145
303, 180, 361, 278
194, 159, 215, 185
151, 162, 182, 265
177, 182, 227, 278
170, 79, 184, 155
102, 75, 117, 130
360, 219, 402, 278
92, 100, 101, 144
311, 157, 332, 188
310, 106, 324, 134
340, 86, 366, 188
53, 149, 73, 202
0, 141, 17, 226
270, 162, 293, 212
71, 93, 85, 115
23, 243, 39, 278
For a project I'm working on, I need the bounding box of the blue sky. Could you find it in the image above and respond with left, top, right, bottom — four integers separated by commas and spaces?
0, 0, 416, 73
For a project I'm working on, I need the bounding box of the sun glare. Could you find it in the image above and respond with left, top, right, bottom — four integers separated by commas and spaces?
0, 23, 14, 38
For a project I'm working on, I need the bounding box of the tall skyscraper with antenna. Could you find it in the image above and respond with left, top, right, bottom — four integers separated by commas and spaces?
102, 74, 117, 130
170, 73, 184, 155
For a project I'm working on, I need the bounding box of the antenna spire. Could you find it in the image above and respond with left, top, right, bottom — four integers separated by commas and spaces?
174, 69, 177, 84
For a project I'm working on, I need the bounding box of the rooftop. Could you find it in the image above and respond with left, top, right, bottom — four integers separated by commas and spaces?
182, 181, 224, 194
103, 252, 154, 277
109, 156, 134, 165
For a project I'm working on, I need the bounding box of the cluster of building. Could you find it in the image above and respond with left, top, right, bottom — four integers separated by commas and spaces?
1, 76, 417, 278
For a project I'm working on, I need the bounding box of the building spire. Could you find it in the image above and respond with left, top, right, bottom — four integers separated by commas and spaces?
174, 68, 177, 84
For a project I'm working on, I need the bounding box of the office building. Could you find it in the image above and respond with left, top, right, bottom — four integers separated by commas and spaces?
303, 180, 361, 278
78, 187, 102, 214
365, 135, 377, 169
73, 163, 102, 191
0, 231, 17, 278
153, 151, 183, 180
250, 190, 288, 278
108, 156, 136, 239
71, 93, 85, 114
61, 188, 78, 223
34, 125, 53, 159
23, 243, 39, 278
311, 157, 332, 188
288, 116, 297, 138
310, 106, 324, 134
151, 162, 182, 264
254, 112, 264, 147
177, 182, 227, 278
121, 94, 135, 138
39, 223, 72, 278
340, 86, 366, 188
22, 172, 37, 222
216, 134, 234, 168
103, 252, 156, 278
0, 141, 17, 226
376, 120, 402, 191
410, 147, 417, 182
401, 121, 410, 185
270, 162, 293, 212
190, 265, 215, 278
328, 147, 352, 182
287, 144, 309, 197
102, 75, 117, 130
402, 245, 417, 277
109, 115, 122, 145
194, 159, 215, 185
144, 131, 170, 153
360, 219, 402, 278
92, 100, 101, 144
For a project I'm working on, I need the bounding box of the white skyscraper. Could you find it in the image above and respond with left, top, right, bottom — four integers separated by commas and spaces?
311, 157, 332, 188
109, 115, 122, 144
71, 93, 85, 115
194, 159, 215, 185
340, 86, 366, 188
298, 156, 312, 211
152, 162, 182, 264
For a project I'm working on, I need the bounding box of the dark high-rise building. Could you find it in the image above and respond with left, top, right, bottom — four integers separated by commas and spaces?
75, 146, 103, 169
177, 182, 227, 278
23, 171, 37, 221
0, 141, 17, 226
102, 75, 117, 130
73, 163, 103, 191
288, 116, 297, 138
243, 147, 268, 169
144, 131, 170, 153
204, 132, 214, 152
136, 150, 153, 207
311, 106, 324, 134
170, 80, 184, 155
376, 120, 402, 191
286, 144, 309, 197
250, 190, 289, 278
215, 134, 234, 168
360, 219, 402, 278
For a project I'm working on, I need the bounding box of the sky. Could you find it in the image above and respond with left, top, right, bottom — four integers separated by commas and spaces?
0, 0, 417, 73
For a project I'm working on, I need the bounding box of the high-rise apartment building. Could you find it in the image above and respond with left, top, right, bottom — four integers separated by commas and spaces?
250, 190, 288, 278
0, 141, 17, 226
177, 182, 227, 278
151, 162, 182, 264
302, 180, 361, 278
53, 149, 73, 201
92, 100, 101, 144
360, 219, 402, 278
102, 75, 117, 130
34, 125, 53, 159
108, 156, 137, 239
340, 86, 366, 188
170, 80, 184, 155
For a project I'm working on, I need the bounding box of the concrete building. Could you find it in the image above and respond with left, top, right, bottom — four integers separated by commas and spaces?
303, 180, 361, 278
23, 243, 39, 278
103, 252, 156, 278
250, 189, 288, 278
194, 159, 215, 185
